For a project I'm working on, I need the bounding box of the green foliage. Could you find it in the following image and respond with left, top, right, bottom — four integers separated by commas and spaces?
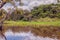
31, 4, 60, 19
10, 9, 24, 21
1, 4, 60, 21
0, 9, 7, 20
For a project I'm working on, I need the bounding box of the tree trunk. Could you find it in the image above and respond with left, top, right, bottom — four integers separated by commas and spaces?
0, 9, 7, 40
0, 13, 7, 31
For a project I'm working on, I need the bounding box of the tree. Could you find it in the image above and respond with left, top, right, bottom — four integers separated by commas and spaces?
0, 0, 6, 8
0, 8, 7, 40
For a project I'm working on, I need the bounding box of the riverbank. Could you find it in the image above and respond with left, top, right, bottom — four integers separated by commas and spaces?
3, 21, 60, 27
1, 21, 60, 40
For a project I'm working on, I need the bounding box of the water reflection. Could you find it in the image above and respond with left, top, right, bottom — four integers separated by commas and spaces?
2, 30, 57, 40
0, 35, 5, 40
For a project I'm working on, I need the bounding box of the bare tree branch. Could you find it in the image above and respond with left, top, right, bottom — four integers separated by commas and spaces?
0, 0, 6, 8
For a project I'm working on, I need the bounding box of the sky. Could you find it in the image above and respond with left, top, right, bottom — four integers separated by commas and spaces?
2, 0, 58, 13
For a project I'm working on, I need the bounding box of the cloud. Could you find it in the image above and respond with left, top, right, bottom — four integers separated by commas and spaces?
2, 0, 57, 13
2, 3, 15, 13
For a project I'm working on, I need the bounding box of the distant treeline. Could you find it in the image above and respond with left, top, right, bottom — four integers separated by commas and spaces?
0, 4, 60, 21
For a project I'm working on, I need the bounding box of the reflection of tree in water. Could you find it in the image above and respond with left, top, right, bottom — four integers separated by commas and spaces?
0, 32, 7, 40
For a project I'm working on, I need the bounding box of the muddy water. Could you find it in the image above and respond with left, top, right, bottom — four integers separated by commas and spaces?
0, 26, 60, 40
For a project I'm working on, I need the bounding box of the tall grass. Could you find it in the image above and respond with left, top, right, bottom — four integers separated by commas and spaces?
3, 20, 60, 27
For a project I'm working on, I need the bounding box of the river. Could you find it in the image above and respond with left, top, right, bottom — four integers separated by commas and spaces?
0, 26, 60, 40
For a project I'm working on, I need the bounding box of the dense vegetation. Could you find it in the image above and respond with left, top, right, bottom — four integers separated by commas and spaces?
0, 4, 60, 21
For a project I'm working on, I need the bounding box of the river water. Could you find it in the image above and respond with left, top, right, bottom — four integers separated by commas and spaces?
0, 29, 58, 40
